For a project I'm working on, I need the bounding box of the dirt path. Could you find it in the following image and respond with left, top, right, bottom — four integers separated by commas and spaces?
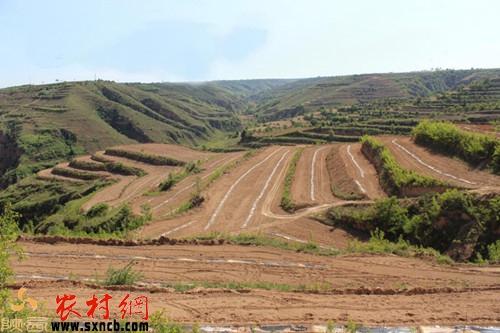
12, 241, 500, 325
379, 136, 500, 189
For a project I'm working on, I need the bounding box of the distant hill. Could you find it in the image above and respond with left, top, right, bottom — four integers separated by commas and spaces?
248, 68, 500, 121
1, 68, 500, 188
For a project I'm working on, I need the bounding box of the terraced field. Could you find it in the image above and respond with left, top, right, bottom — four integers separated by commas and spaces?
3, 72, 500, 327
12, 239, 500, 325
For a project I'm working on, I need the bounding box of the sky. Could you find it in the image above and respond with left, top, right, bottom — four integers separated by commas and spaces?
1, 0, 499, 87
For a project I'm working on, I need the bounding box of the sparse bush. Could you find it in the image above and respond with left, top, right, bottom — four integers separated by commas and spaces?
149, 311, 184, 333
159, 161, 201, 192
103, 261, 142, 286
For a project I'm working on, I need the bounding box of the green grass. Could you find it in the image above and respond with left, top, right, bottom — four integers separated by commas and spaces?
346, 229, 453, 264
102, 261, 142, 286
190, 231, 455, 264
280, 148, 303, 212
163, 280, 332, 293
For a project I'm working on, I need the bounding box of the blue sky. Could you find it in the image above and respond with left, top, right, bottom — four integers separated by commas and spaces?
1, 0, 499, 87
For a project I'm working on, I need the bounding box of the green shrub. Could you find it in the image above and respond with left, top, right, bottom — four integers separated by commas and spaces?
103, 261, 142, 286
487, 240, 500, 263
361, 135, 445, 196
86, 203, 109, 218
103, 161, 145, 176
83, 205, 147, 234
149, 311, 184, 333
328, 190, 499, 262
69, 159, 106, 172
413, 120, 499, 172
159, 161, 201, 191
73, 158, 145, 176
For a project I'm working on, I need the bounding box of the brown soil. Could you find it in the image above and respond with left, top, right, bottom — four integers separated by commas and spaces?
13, 241, 500, 325
379, 136, 500, 189
291, 145, 337, 206
130, 152, 244, 216
137, 146, 296, 237
457, 123, 500, 138
335, 143, 386, 199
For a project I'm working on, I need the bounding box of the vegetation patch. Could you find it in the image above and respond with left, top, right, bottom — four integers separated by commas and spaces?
159, 161, 201, 192
326, 190, 500, 262
0, 178, 109, 231
52, 167, 105, 180
38, 196, 151, 236
101, 261, 142, 286
280, 148, 303, 212
191, 232, 453, 263
361, 135, 447, 196
163, 280, 331, 293
70, 159, 146, 177
104, 148, 185, 166
413, 120, 500, 173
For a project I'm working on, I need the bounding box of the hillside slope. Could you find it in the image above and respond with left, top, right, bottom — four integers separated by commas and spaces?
0, 81, 247, 187
249, 68, 500, 121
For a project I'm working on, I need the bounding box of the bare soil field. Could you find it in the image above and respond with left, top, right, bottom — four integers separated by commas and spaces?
333, 143, 386, 199
12, 240, 500, 325
130, 152, 244, 216
457, 123, 500, 138
137, 146, 298, 238
379, 136, 500, 189
291, 145, 337, 205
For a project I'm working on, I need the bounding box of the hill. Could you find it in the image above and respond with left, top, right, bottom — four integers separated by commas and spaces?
247, 68, 500, 121
2, 69, 500, 188
0, 80, 251, 187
